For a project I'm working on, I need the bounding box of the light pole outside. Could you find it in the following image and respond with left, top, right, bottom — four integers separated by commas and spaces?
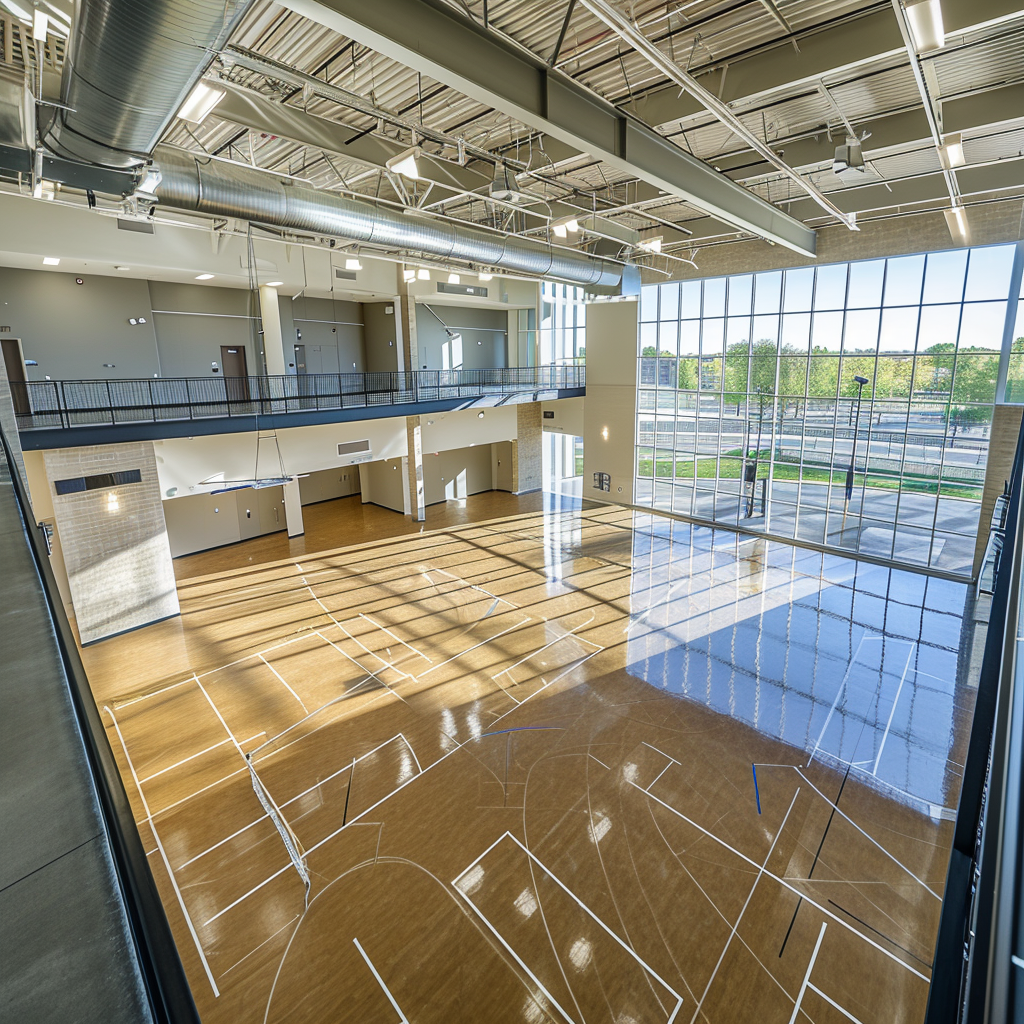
844, 374, 870, 517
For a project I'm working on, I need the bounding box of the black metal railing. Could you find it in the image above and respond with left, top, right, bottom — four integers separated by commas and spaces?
0, 426, 199, 1023
925, 416, 1024, 1024
13, 365, 585, 431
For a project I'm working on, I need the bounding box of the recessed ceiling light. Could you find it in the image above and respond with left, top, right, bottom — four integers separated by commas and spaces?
196, 273, 214, 280
42, 257, 60, 266
178, 81, 225, 125
417, 268, 431, 281
477, 411, 485, 418
905, 0, 944, 52
345, 258, 362, 271
265, 280, 283, 287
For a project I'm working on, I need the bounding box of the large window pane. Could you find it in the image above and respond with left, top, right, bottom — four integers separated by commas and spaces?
754, 271, 783, 314
640, 321, 658, 354
844, 308, 880, 354
660, 282, 680, 321
958, 300, 1006, 354
640, 284, 659, 321
879, 306, 920, 354
681, 280, 702, 318
811, 311, 844, 353
704, 277, 726, 317
848, 260, 885, 308
1005, 300, 1024, 402
783, 267, 814, 312
680, 320, 700, 355
814, 264, 848, 310
884, 254, 925, 306
965, 244, 1015, 302
921, 249, 968, 305
728, 274, 753, 316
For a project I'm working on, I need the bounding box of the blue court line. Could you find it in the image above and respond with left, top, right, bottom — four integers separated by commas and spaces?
752, 763, 762, 815
478, 726, 564, 739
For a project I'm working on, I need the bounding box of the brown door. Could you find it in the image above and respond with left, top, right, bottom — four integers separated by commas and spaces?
221, 346, 249, 403
1, 338, 28, 416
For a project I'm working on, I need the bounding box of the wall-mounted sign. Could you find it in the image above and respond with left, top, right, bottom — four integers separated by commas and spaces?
593, 472, 611, 492
543, 410, 554, 419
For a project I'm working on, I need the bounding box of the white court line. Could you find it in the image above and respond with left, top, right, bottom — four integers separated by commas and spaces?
788, 923, 827, 1024
642, 741, 682, 766
204, 865, 293, 925
624, 579, 691, 634
220, 914, 301, 980
312, 628, 409, 701
487, 650, 600, 729
807, 982, 865, 1024
807, 635, 883, 768
360, 613, 434, 663
104, 706, 220, 997
353, 938, 410, 1023
138, 738, 231, 783
420, 616, 533, 678
871, 642, 917, 775
429, 566, 521, 609
257, 654, 309, 714
492, 619, 602, 683
689, 789, 801, 1024
630, 781, 930, 981
399, 733, 423, 775
140, 767, 248, 822
453, 831, 684, 1024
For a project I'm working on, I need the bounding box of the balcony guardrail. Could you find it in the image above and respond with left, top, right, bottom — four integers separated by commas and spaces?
12, 366, 586, 431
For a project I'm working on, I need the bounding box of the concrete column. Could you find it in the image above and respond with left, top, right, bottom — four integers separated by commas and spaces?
43, 441, 179, 643
283, 477, 304, 537
396, 266, 420, 373
406, 415, 425, 521
259, 285, 287, 376
514, 402, 543, 494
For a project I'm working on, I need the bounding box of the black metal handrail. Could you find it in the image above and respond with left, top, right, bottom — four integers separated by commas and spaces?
12, 365, 586, 431
0, 427, 199, 1023
925, 415, 1024, 1024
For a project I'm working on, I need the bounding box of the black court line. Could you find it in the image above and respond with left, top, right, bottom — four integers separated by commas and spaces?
342, 757, 354, 826
781, 762, 853, 957
827, 899, 933, 970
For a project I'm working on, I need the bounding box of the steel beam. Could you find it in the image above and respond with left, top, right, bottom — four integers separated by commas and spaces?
278, 0, 818, 255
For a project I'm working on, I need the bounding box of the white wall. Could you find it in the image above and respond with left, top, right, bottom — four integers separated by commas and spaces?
298, 465, 361, 505
492, 440, 514, 491
423, 445, 494, 505
420, 405, 518, 454
361, 458, 407, 513
163, 485, 287, 558
542, 396, 584, 437
583, 299, 638, 505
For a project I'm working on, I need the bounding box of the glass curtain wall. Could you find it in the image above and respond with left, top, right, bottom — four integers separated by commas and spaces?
635, 243, 1023, 574
541, 282, 587, 364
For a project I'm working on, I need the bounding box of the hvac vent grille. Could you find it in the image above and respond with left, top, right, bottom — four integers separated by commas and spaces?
437, 282, 489, 297
338, 440, 371, 456
334, 268, 358, 281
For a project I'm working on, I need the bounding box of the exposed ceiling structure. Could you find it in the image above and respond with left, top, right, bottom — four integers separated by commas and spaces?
1, 0, 1023, 281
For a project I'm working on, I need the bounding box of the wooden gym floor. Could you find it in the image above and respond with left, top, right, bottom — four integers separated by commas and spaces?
81, 502, 979, 1024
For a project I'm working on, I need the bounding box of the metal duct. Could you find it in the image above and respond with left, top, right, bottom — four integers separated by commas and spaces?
43, 0, 255, 169
153, 147, 624, 289
0, 68, 34, 173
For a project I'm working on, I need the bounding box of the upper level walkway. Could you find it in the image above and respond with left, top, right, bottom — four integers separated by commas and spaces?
13, 366, 585, 448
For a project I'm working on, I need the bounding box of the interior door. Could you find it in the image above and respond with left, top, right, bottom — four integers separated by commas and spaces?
221, 345, 249, 403
1, 338, 29, 416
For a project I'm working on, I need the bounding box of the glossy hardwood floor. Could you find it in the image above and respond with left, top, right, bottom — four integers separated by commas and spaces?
81, 498, 979, 1024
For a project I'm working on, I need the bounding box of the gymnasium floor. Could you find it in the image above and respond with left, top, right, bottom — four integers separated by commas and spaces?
82, 501, 980, 1024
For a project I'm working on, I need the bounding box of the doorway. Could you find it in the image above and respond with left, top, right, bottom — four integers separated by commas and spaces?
1, 338, 28, 417
221, 345, 249, 404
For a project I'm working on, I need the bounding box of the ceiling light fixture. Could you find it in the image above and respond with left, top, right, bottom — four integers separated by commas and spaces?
345, 258, 362, 271
115, 265, 130, 271
905, 0, 945, 53
939, 132, 965, 168
478, 271, 493, 281
42, 256, 60, 266
551, 222, 568, 239
417, 268, 430, 281
403, 269, 416, 283
943, 202, 970, 242
385, 147, 422, 179
32, 9, 47, 39
638, 236, 663, 253
265, 280, 283, 287
448, 272, 461, 284
177, 81, 226, 125
196, 273, 214, 280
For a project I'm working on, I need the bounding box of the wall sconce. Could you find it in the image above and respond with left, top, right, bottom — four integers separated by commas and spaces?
106, 492, 119, 513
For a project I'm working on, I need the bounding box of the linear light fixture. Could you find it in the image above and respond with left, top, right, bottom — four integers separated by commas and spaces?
32, 9, 47, 39
196, 273, 214, 280
943, 202, 970, 242
177, 81, 226, 125
638, 235, 663, 253
551, 222, 568, 239
905, 0, 945, 52
43, 256, 60, 265
447, 272, 461, 284
265, 280, 283, 287
385, 147, 421, 180
345, 258, 362, 271
938, 132, 965, 168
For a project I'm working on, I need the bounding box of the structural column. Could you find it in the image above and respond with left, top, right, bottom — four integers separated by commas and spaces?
514, 403, 543, 494
396, 266, 420, 373
283, 477, 304, 537
259, 285, 287, 376
406, 415, 425, 521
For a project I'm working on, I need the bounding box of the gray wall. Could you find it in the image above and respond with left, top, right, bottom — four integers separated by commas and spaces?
289, 295, 365, 374
0, 268, 160, 380
423, 444, 494, 506
414, 303, 507, 370
363, 301, 401, 372
298, 465, 361, 505
148, 282, 257, 379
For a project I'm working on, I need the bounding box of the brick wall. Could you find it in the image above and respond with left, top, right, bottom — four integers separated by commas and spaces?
43, 442, 179, 643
